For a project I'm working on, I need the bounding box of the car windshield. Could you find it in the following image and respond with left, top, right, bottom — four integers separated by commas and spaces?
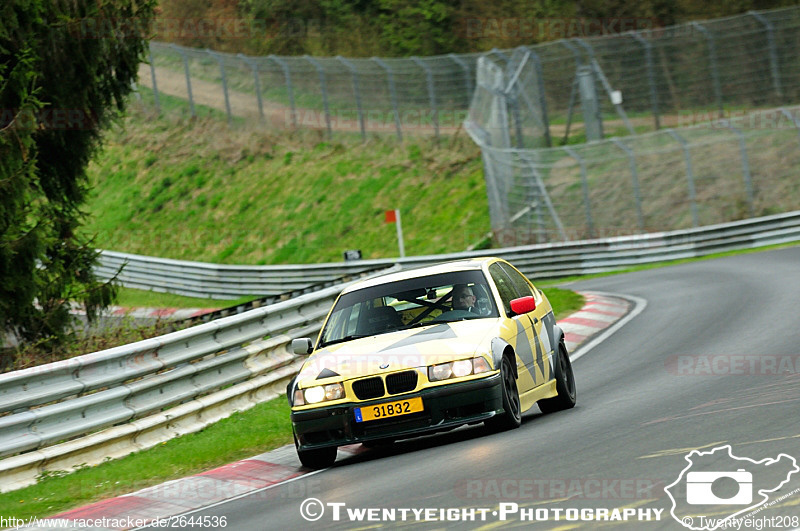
319, 270, 498, 347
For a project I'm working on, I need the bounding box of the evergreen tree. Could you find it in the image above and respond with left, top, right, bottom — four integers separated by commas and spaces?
0, 0, 156, 348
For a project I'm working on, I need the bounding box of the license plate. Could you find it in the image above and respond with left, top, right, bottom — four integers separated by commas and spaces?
354, 397, 424, 423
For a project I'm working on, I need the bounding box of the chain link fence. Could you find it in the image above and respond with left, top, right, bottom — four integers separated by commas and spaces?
467, 102, 800, 244
134, 7, 800, 141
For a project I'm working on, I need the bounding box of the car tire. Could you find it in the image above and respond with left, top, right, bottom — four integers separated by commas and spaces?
485, 355, 522, 432
295, 436, 337, 469
538, 342, 577, 414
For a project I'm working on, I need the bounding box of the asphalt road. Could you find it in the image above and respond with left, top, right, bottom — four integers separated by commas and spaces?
162, 247, 800, 530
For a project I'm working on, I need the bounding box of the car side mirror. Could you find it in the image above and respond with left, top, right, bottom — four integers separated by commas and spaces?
291, 338, 313, 355
510, 296, 536, 315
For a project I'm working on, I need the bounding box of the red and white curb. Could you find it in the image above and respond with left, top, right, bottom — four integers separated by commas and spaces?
23, 291, 641, 531
559, 292, 632, 354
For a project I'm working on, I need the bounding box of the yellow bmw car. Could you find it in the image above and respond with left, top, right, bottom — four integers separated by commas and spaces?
288, 257, 576, 469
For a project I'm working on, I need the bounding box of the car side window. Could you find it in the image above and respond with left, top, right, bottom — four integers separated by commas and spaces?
489, 263, 518, 315
500, 263, 535, 299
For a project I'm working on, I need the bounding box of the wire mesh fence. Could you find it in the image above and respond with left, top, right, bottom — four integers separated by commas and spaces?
467, 105, 800, 245
134, 7, 800, 141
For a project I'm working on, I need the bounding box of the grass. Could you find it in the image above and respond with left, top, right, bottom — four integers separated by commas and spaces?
114, 287, 252, 309
83, 108, 488, 265
543, 287, 584, 320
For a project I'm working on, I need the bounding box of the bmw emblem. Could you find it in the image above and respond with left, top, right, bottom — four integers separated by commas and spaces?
380, 362, 390, 369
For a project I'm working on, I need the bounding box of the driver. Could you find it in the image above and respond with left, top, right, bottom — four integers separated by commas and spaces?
452, 284, 477, 312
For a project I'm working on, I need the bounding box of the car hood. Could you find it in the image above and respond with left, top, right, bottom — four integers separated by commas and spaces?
296, 319, 500, 384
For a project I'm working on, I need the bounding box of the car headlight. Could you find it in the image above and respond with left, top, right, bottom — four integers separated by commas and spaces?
428, 357, 492, 382
300, 383, 345, 405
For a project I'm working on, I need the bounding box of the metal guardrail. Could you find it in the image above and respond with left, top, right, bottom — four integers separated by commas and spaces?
98, 210, 800, 298
3, 213, 799, 491
0, 279, 368, 492
95, 250, 383, 299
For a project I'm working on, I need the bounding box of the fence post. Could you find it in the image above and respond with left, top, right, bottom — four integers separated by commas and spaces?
207, 50, 232, 124
238, 54, 264, 122
448, 53, 473, 106
610, 138, 645, 231
411, 57, 439, 141
780, 108, 800, 148
690, 22, 723, 118
631, 32, 660, 130
719, 120, 756, 217
372, 58, 402, 142
526, 49, 552, 147
665, 129, 700, 227
559, 39, 584, 143
171, 44, 195, 117
148, 45, 161, 114
269, 55, 297, 130
563, 146, 595, 238
748, 11, 783, 100
304, 56, 332, 138
336, 56, 366, 140
573, 38, 635, 135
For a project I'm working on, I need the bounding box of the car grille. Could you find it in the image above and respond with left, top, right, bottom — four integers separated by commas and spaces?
385, 370, 418, 394
352, 377, 385, 400
352, 370, 419, 400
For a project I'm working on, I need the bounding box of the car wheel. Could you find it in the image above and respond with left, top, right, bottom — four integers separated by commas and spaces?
485, 355, 522, 432
538, 342, 577, 414
295, 436, 337, 469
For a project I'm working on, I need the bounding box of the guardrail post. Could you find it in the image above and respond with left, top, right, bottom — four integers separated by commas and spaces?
411, 57, 439, 141
666, 129, 700, 227
372, 58, 402, 142
336, 56, 366, 140
631, 32, 660, 130
690, 22, 723, 118
238, 54, 264, 122
448, 53, 473, 105
171, 44, 195, 117
719, 120, 756, 218
269, 55, 297, 130
780, 108, 800, 148
611, 138, 645, 231
304, 55, 332, 138
748, 11, 783, 100
563, 147, 595, 238
147, 45, 161, 114
207, 50, 232, 124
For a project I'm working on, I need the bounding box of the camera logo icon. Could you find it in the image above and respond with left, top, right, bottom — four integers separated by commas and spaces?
686, 469, 753, 505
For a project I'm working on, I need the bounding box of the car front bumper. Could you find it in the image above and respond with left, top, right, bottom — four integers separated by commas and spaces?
291, 372, 503, 450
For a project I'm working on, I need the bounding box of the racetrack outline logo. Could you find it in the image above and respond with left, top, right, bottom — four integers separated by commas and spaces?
664, 445, 798, 530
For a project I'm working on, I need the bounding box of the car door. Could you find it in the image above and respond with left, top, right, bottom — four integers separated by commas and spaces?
499, 263, 553, 386
488, 263, 541, 393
